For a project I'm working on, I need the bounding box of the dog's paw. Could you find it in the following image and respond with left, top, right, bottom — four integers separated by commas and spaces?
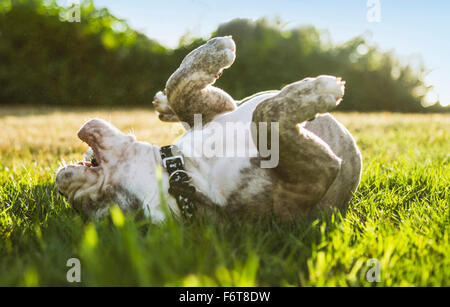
158, 113, 179, 122
153, 91, 171, 113
279, 75, 345, 115
315, 75, 345, 102
182, 36, 236, 77
153, 91, 178, 122
314, 76, 345, 113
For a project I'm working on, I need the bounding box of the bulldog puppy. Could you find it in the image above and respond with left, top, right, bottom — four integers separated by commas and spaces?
56, 37, 362, 221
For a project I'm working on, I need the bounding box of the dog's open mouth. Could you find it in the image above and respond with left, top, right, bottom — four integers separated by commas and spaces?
59, 146, 100, 170
90, 156, 99, 167
76, 147, 100, 168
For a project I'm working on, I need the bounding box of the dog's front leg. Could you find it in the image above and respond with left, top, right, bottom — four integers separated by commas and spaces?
153, 37, 238, 126
251, 76, 345, 207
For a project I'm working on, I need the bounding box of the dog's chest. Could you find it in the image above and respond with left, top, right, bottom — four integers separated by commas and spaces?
177, 127, 258, 207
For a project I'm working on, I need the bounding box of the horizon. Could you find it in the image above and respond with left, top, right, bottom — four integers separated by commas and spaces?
90, 0, 449, 107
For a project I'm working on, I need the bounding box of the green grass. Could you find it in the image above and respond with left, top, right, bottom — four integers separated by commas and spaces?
0, 107, 449, 286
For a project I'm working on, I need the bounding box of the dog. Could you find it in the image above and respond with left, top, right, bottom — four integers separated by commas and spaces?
56, 36, 362, 221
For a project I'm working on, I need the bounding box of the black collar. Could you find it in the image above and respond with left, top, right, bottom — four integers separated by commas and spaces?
160, 145, 196, 219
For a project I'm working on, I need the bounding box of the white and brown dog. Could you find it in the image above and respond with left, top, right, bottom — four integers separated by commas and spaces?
56, 36, 362, 221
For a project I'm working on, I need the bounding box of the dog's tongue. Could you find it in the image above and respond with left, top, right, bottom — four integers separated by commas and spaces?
77, 161, 92, 167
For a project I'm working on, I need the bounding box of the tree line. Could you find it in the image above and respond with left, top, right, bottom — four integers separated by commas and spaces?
0, 0, 447, 112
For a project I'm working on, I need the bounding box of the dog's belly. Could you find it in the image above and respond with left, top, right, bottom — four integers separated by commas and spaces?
176, 93, 278, 206
177, 93, 361, 218
214, 91, 279, 124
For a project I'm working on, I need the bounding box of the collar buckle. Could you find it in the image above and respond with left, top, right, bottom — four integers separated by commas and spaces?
162, 155, 184, 169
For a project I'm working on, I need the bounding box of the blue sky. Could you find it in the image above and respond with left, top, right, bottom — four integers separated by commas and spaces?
92, 0, 450, 106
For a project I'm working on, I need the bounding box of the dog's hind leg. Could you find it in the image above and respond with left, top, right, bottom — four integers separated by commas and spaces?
252, 76, 345, 208
154, 37, 238, 126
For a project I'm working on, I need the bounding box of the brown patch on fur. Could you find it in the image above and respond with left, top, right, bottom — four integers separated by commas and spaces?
163, 37, 237, 126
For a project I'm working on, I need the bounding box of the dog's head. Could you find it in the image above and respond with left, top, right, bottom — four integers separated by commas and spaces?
56, 118, 164, 219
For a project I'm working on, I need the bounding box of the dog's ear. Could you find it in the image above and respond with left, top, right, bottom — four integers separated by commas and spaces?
78, 118, 123, 143
77, 118, 104, 146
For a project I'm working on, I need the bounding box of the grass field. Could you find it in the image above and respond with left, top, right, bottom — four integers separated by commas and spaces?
0, 106, 449, 286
